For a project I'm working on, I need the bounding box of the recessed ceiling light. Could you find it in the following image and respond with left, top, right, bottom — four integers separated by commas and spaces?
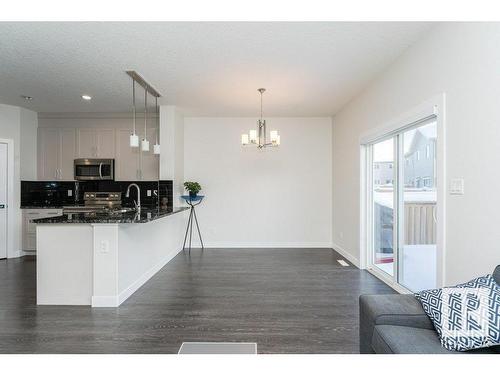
21, 95, 33, 101
81, 95, 92, 101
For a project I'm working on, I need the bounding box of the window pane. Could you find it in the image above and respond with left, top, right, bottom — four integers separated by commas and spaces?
399, 120, 437, 291
372, 138, 394, 276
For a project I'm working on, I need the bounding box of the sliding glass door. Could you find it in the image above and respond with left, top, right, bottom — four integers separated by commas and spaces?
368, 118, 437, 292
371, 137, 395, 276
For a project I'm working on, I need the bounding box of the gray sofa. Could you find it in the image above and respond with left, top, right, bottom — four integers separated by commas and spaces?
359, 265, 500, 354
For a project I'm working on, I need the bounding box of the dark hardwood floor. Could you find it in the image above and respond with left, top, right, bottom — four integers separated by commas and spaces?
0, 249, 394, 353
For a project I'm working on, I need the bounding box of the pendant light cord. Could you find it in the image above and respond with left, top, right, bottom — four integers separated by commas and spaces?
155, 96, 159, 143
260, 90, 263, 121
132, 79, 136, 134
144, 88, 147, 138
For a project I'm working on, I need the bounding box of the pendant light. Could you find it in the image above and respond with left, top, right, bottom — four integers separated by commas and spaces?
141, 88, 150, 152
241, 88, 280, 148
153, 96, 161, 155
129, 79, 139, 147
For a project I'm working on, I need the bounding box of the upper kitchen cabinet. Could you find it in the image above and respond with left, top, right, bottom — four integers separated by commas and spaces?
115, 129, 140, 180
140, 127, 160, 181
38, 128, 76, 181
76, 128, 116, 158
115, 128, 159, 181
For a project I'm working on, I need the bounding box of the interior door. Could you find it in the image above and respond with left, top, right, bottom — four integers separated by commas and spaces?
0, 143, 7, 259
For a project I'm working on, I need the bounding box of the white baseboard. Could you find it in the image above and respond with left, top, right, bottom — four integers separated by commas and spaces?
92, 295, 119, 307
116, 247, 183, 306
331, 242, 360, 268
7, 250, 23, 259
199, 242, 334, 248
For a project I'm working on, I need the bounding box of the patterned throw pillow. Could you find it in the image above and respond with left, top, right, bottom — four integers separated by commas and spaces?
415, 274, 500, 351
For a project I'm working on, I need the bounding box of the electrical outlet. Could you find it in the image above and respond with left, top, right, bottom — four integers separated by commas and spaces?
68, 190, 73, 197
147, 190, 152, 197
100, 240, 109, 253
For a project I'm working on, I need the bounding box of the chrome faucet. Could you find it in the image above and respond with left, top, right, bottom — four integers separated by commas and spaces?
126, 183, 141, 212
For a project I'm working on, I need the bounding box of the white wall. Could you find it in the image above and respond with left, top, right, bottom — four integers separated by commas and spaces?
332, 23, 500, 284
20, 108, 38, 180
0, 104, 38, 257
159, 106, 184, 206
184, 117, 332, 247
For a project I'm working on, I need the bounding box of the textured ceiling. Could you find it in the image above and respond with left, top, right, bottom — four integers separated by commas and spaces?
0, 22, 434, 116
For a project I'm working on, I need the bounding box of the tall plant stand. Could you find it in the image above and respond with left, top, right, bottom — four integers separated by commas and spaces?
181, 195, 205, 253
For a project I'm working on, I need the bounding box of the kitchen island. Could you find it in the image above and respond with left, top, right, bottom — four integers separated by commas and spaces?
33, 207, 189, 307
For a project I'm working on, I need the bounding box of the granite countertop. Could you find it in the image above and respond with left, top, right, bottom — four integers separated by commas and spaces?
21, 206, 65, 209
32, 207, 189, 224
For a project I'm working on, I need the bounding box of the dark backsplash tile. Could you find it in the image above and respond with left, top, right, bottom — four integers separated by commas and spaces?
21, 180, 173, 209
21, 181, 77, 207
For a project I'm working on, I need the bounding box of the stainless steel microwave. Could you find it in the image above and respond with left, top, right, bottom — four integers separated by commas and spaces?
74, 159, 114, 181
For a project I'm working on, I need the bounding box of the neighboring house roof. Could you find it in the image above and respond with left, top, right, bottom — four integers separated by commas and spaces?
404, 124, 437, 157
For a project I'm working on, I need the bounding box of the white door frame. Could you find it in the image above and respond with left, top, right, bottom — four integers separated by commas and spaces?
0, 138, 15, 259
359, 94, 446, 291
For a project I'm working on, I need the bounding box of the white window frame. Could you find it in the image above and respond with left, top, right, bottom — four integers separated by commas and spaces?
359, 94, 446, 292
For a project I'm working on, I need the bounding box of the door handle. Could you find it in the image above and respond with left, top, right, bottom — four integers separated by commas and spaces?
0, 204, 5, 209
99, 163, 103, 179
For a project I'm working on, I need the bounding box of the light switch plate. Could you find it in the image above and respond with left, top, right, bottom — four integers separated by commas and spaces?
68, 190, 73, 197
147, 190, 152, 197
450, 178, 464, 195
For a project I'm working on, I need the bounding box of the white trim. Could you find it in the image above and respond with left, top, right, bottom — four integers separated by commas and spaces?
366, 267, 412, 294
199, 242, 333, 248
0, 138, 16, 259
91, 295, 119, 307
115, 246, 183, 306
359, 95, 440, 145
359, 94, 446, 291
38, 112, 157, 120
332, 242, 360, 268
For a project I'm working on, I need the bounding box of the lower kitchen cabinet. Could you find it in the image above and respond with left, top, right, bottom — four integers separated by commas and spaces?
22, 209, 63, 252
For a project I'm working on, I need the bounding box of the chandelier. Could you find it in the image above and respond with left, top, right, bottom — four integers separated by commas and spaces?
241, 88, 280, 148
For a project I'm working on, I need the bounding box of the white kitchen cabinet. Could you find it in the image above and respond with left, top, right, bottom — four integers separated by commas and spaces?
60, 128, 77, 180
76, 128, 96, 158
76, 129, 115, 158
22, 209, 63, 252
115, 129, 140, 180
97, 129, 116, 158
39, 126, 156, 182
140, 128, 160, 181
115, 128, 159, 181
38, 128, 76, 180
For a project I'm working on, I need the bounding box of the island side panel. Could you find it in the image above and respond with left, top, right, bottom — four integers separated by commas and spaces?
36, 224, 93, 305
92, 224, 119, 307
117, 210, 188, 304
